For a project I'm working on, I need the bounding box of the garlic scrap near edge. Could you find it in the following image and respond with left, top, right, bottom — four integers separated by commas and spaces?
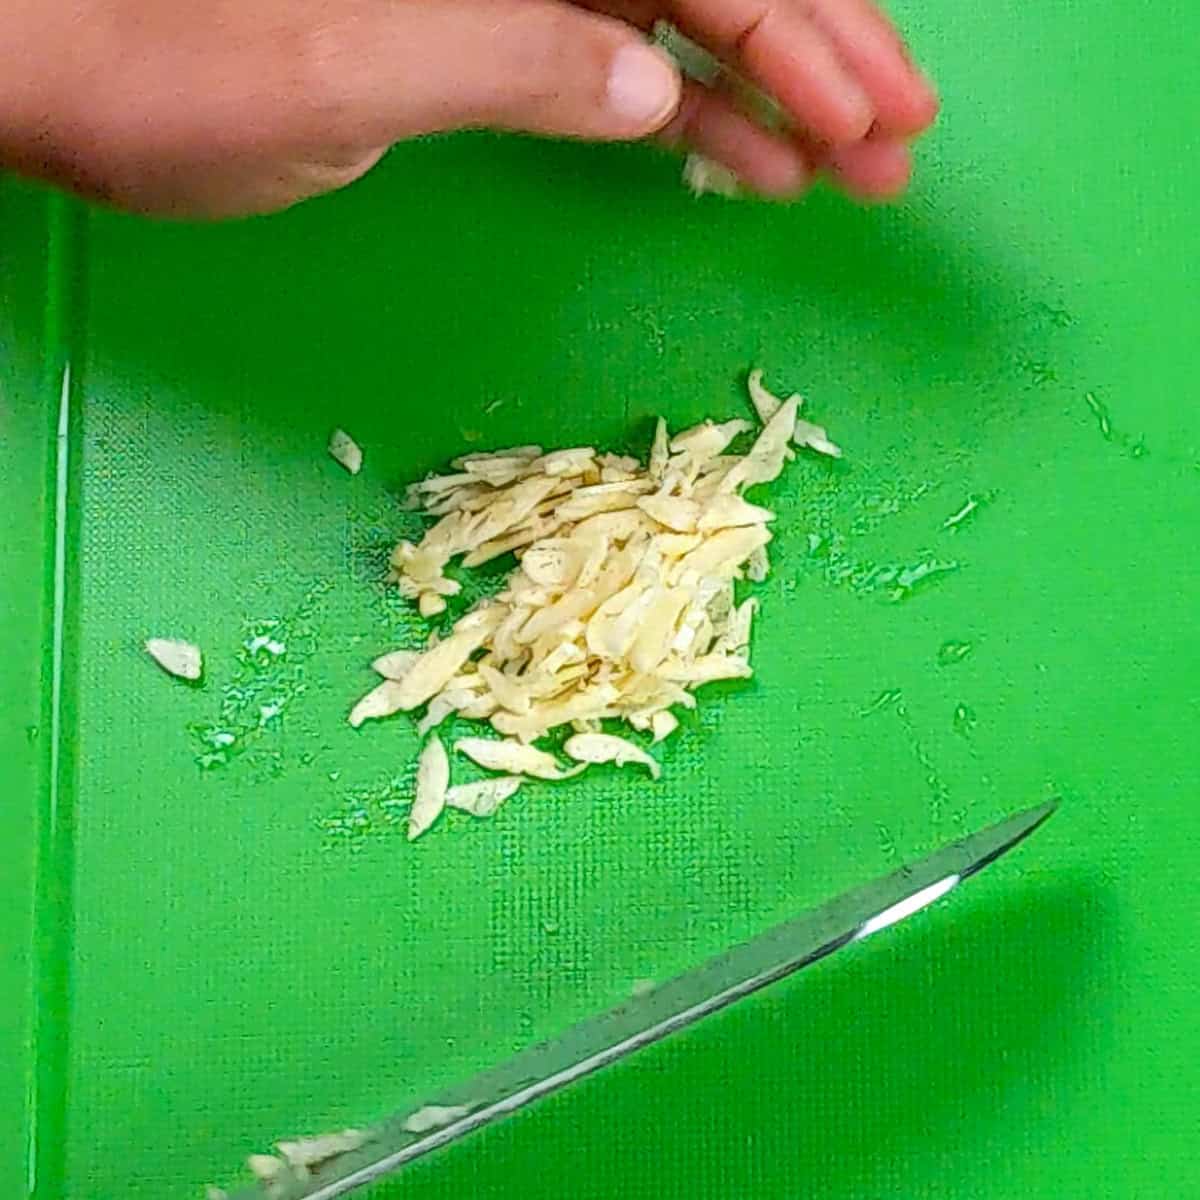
402, 1105, 472, 1135
276, 1130, 367, 1169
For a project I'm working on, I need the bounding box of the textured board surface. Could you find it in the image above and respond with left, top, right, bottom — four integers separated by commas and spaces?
2, 0, 1199, 1196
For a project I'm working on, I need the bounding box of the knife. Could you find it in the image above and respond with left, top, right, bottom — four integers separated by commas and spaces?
223, 799, 1057, 1200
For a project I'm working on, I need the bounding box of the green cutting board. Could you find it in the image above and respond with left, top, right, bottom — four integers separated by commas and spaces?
3, 0, 1199, 1196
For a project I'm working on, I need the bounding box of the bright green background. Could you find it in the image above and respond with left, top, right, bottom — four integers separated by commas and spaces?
3, 0, 1199, 1196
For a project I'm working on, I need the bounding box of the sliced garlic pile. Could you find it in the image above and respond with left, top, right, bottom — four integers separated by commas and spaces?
352, 370, 839, 838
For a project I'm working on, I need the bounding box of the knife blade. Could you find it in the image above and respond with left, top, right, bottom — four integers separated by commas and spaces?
225, 799, 1057, 1200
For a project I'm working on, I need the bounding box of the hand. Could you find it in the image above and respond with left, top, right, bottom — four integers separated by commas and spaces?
0, 0, 937, 218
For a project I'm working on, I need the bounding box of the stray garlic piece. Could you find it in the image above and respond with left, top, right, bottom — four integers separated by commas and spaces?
145, 637, 203, 681
328, 428, 364, 475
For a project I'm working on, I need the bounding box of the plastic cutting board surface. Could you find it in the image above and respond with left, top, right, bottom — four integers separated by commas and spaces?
2, 1, 1199, 1196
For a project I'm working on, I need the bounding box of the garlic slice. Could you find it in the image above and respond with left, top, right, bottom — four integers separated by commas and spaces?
372, 649, 420, 680
348, 679, 407, 728
145, 637, 203, 681
409, 734, 449, 841
455, 737, 583, 781
650, 711, 679, 743
563, 733, 661, 780
328, 428, 363, 475
446, 776, 522, 817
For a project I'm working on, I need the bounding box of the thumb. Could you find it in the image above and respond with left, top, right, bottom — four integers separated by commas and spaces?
364, 0, 683, 143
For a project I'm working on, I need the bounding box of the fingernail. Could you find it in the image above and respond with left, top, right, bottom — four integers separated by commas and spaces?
607, 45, 681, 131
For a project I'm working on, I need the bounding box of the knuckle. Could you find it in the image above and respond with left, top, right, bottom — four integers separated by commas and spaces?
728, 2, 778, 56
275, 20, 375, 155
497, 6, 595, 106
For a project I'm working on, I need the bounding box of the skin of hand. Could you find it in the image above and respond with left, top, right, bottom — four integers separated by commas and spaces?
0, 0, 937, 218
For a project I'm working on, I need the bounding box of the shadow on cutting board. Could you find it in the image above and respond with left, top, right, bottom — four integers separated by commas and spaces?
379, 872, 1114, 1200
